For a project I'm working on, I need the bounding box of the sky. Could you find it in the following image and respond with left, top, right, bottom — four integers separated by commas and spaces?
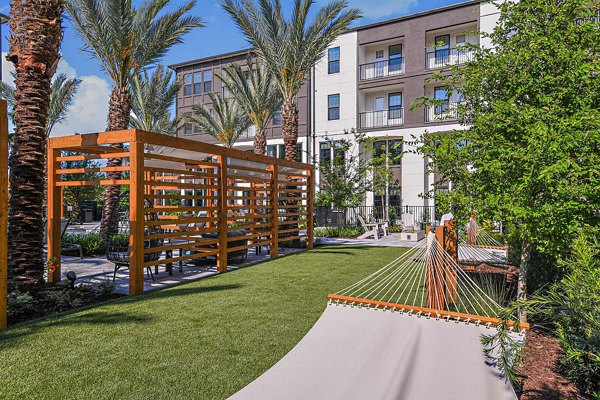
0, 0, 466, 137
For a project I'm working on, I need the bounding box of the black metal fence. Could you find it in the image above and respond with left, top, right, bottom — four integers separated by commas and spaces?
315, 205, 437, 228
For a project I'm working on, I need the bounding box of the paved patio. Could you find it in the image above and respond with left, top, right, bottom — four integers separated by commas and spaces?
317, 232, 424, 248
61, 245, 304, 295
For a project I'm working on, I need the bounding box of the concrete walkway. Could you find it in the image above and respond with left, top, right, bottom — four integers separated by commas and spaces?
318, 232, 423, 248
61, 246, 304, 295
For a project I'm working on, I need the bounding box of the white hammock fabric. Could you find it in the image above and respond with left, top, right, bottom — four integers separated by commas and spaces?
230, 304, 519, 400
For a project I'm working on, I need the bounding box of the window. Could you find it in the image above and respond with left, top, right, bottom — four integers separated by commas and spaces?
333, 141, 345, 161
193, 72, 202, 94
388, 44, 403, 73
374, 139, 402, 165
374, 96, 385, 112
388, 93, 402, 120
328, 47, 340, 74
273, 109, 282, 125
328, 94, 340, 120
434, 86, 450, 114
319, 142, 331, 165
296, 143, 303, 162
277, 144, 286, 159
184, 123, 192, 135
267, 145, 277, 158
183, 73, 192, 96
435, 34, 450, 63
375, 50, 385, 77
194, 124, 202, 133
203, 70, 212, 92
456, 34, 467, 61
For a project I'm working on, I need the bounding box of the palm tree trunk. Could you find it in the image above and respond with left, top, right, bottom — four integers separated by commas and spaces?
282, 98, 298, 161
99, 87, 131, 240
6, 0, 64, 292
254, 125, 267, 155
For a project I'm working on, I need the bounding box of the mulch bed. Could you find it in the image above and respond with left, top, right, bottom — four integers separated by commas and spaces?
517, 330, 587, 400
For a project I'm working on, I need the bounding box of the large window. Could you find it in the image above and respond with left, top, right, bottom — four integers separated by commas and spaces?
273, 109, 282, 125
434, 34, 450, 63
203, 70, 212, 92
193, 72, 202, 94
434, 86, 450, 114
183, 73, 192, 96
373, 139, 402, 165
328, 47, 340, 74
388, 93, 402, 120
267, 145, 277, 158
267, 143, 303, 162
319, 142, 332, 165
184, 123, 193, 135
388, 44, 403, 73
328, 94, 340, 121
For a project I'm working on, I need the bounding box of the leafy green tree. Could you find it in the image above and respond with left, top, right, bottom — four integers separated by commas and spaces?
184, 93, 250, 148
217, 56, 281, 155
130, 65, 181, 136
222, 0, 361, 161
66, 0, 202, 240
413, 0, 600, 320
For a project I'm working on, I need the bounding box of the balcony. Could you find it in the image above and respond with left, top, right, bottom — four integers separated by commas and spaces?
359, 109, 404, 129
424, 102, 462, 123
359, 58, 405, 80
425, 47, 474, 70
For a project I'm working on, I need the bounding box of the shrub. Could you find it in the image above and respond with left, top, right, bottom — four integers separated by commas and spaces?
96, 279, 116, 299
63, 232, 105, 256
7, 290, 34, 314
314, 226, 362, 238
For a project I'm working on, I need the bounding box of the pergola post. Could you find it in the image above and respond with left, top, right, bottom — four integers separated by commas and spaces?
216, 155, 228, 273
306, 168, 314, 250
47, 147, 62, 283
443, 220, 458, 303
269, 164, 279, 258
129, 136, 145, 295
0, 100, 8, 329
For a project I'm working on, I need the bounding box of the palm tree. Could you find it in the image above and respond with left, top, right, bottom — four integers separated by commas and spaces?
66, 0, 203, 240
217, 56, 281, 155
222, 0, 360, 161
5, 0, 64, 290
130, 65, 181, 136
1, 72, 81, 134
184, 92, 250, 148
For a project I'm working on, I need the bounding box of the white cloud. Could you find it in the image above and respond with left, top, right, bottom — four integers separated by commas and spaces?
324, 0, 419, 20
1, 53, 111, 137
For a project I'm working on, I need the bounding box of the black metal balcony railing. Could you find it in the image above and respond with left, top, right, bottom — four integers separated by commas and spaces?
359, 108, 404, 129
359, 58, 405, 80
425, 47, 474, 70
424, 102, 462, 123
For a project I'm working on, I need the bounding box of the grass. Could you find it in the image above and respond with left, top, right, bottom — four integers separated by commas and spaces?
0, 245, 405, 400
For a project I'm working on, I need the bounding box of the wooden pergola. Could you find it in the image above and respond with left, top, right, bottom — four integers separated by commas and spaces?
0, 125, 314, 329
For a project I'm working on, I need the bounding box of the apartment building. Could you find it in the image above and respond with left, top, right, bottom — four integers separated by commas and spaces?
170, 0, 501, 209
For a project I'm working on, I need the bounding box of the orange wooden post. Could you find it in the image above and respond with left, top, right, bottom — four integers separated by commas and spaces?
268, 164, 279, 258
306, 168, 314, 250
426, 225, 447, 310
443, 220, 458, 303
47, 147, 62, 284
60, 187, 65, 218
0, 100, 8, 329
128, 136, 145, 295
216, 155, 228, 273
466, 216, 476, 245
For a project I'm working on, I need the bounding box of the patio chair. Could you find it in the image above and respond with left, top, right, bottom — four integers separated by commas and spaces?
106, 191, 164, 281
399, 213, 425, 241
357, 214, 382, 240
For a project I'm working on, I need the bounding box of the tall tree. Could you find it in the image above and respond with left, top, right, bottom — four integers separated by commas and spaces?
130, 65, 181, 136
66, 0, 202, 239
414, 0, 600, 321
5, 0, 65, 291
184, 92, 250, 148
217, 56, 281, 155
222, 0, 360, 160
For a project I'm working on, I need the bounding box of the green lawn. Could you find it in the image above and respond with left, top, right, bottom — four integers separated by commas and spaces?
0, 245, 405, 400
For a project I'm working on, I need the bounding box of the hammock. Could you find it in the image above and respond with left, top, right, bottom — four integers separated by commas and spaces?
459, 218, 511, 267
230, 230, 526, 400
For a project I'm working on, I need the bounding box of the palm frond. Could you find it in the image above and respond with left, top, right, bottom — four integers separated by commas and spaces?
130, 64, 181, 135
184, 92, 250, 147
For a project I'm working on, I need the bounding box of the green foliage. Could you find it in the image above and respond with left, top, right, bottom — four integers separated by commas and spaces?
130, 64, 181, 135
6, 290, 34, 313
63, 233, 105, 256
95, 279, 116, 299
314, 226, 362, 238
412, 0, 600, 293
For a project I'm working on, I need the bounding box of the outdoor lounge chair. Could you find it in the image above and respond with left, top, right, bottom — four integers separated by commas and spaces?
357, 214, 384, 239
399, 213, 425, 241
106, 191, 164, 281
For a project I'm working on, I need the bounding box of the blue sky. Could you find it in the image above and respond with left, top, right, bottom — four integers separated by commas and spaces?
0, 0, 465, 136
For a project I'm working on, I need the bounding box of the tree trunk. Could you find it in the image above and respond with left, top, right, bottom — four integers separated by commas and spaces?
6, 0, 64, 292
517, 236, 531, 323
254, 125, 266, 155
99, 87, 131, 240
282, 98, 298, 161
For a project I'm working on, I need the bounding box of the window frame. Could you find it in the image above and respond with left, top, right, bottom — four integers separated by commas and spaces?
203, 70, 212, 92
327, 94, 340, 121
183, 73, 192, 96
328, 47, 340, 74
